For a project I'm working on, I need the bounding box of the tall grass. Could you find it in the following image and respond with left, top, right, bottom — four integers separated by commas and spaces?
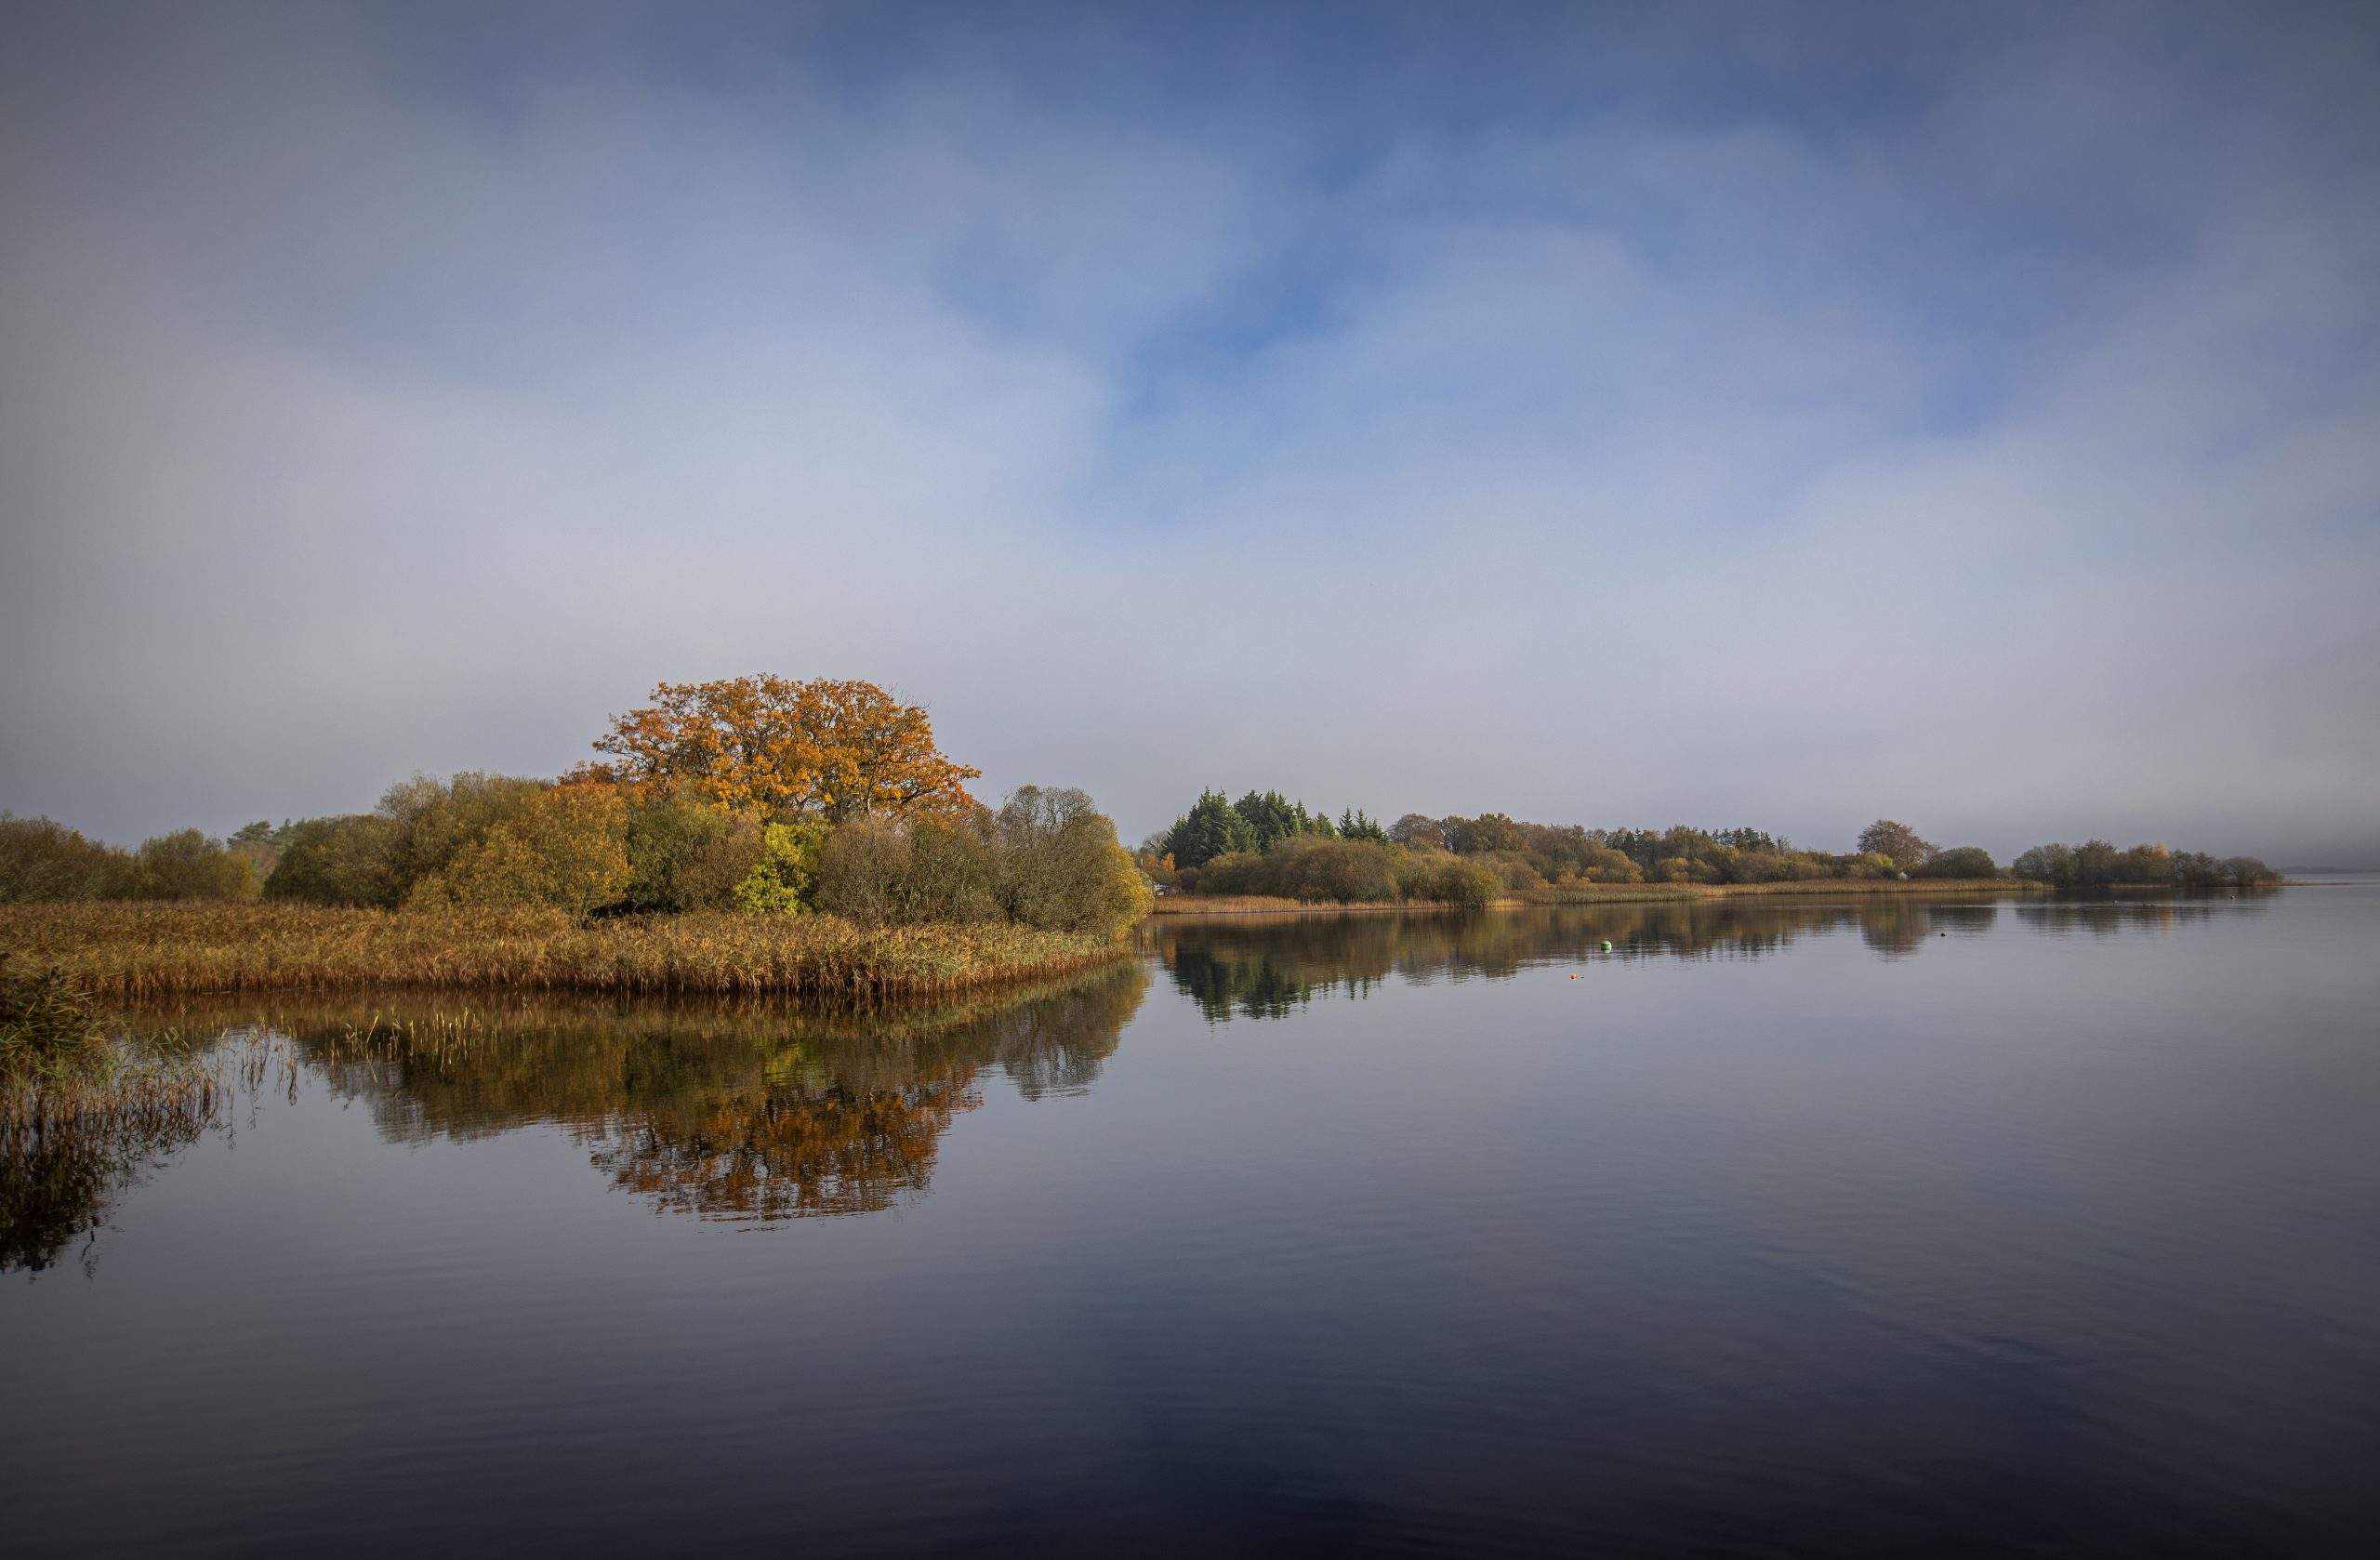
1, 959, 110, 1082
1, 902, 1131, 1001
3, 958, 227, 1134
4, 959, 239, 1272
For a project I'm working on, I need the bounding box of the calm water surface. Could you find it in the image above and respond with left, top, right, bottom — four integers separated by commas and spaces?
7, 888, 2378, 1555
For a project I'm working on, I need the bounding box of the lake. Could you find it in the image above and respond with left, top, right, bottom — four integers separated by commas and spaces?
6, 886, 2376, 1555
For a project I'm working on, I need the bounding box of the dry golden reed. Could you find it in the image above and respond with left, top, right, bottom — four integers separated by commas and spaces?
1, 902, 1131, 1002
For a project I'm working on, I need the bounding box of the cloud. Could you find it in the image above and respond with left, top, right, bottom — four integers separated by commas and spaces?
3, 1, 2375, 863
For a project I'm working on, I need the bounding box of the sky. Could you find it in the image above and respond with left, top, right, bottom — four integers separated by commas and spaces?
2, 1, 2376, 865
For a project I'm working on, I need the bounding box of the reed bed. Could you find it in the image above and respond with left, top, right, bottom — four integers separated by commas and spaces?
0, 903, 1132, 1002
4, 957, 222, 1177
3, 961, 265, 1274
3, 1043, 230, 1138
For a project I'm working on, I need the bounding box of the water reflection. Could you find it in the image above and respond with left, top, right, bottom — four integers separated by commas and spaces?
1148, 892, 2271, 1019
8, 893, 2281, 1262
132, 965, 1147, 1226
2014, 893, 2271, 935
3, 1112, 205, 1275
2, 1047, 249, 1276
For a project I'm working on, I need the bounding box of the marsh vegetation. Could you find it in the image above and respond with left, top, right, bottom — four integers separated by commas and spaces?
3, 677, 1148, 998
1, 903, 1132, 1002
2, 961, 239, 1274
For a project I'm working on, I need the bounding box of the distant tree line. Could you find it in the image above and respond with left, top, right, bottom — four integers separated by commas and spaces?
1134, 796, 2278, 905
2009, 840, 2276, 891
0, 816, 268, 903
0, 677, 1149, 937
1137, 790, 1482, 905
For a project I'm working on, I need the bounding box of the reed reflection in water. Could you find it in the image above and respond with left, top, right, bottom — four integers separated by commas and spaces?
121, 964, 1145, 1234
12, 965, 1150, 1268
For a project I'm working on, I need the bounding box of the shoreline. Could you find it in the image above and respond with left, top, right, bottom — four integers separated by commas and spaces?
1147, 878, 2049, 917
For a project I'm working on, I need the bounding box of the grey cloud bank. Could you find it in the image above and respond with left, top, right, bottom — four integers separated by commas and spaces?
2, 1, 2375, 865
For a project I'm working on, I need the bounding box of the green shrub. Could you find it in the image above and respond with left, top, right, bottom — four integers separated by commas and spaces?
270, 773, 631, 916
732, 821, 825, 915
1259, 836, 1399, 904
133, 829, 263, 901
1577, 846, 1643, 884
811, 817, 916, 922
914, 814, 1008, 923
434, 777, 630, 915
2013, 840, 2272, 889
266, 814, 403, 906
1916, 846, 2001, 879
810, 788, 1146, 937
0, 816, 140, 901
1391, 851, 1501, 907
0, 818, 258, 903
1185, 850, 1263, 896
623, 792, 766, 912
1482, 852, 1545, 890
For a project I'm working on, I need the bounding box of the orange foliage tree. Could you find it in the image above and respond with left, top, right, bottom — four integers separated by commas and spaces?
583, 676, 982, 821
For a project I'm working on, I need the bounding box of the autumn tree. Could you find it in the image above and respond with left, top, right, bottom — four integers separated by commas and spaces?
584, 676, 981, 821
1857, 819, 1938, 870
0, 816, 139, 901
134, 828, 264, 902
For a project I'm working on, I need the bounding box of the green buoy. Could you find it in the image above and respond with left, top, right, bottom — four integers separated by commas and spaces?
1599, 940, 1613, 952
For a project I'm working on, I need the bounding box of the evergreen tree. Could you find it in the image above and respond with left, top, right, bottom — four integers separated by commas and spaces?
1164, 789, 1258, 868
1231, 789, 1309, 853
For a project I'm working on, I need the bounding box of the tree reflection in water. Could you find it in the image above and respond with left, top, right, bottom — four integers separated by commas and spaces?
19, 892, 2278, 1251
2013, 893, 2272, 936
1147, 892, 2272, 1020
125, 964, 1147, 1224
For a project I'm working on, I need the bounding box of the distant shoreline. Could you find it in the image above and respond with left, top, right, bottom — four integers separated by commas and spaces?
1147, 879, 2052, 916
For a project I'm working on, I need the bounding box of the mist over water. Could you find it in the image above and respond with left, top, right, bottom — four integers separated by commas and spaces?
7, 886, 2375, 1555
